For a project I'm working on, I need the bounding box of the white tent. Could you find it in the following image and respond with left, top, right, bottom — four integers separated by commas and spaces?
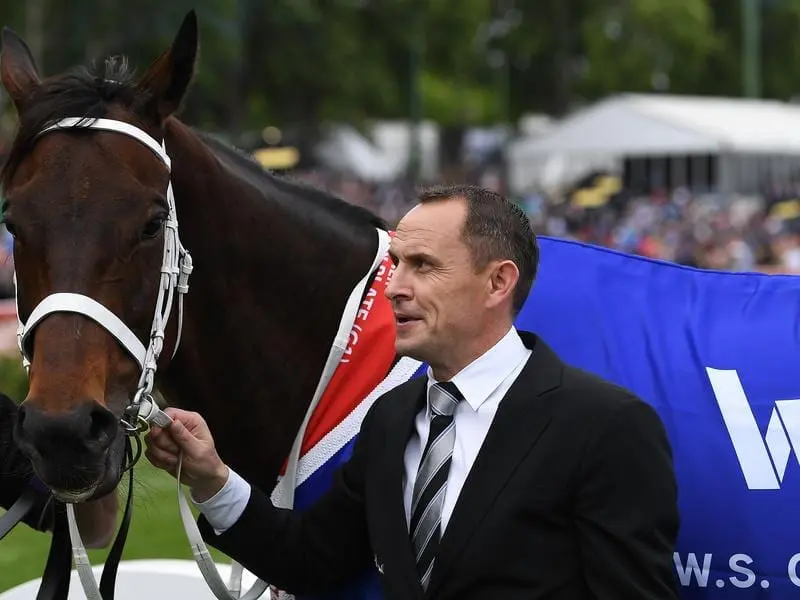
315, 121, 440, 181
508, 94, 800, 194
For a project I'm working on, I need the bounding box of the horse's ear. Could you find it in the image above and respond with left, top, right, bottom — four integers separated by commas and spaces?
137, 10, 198, 121
0, 27, 41, 112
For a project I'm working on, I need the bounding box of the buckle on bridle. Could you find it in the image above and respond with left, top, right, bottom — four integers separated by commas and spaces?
122, 392, 154, 436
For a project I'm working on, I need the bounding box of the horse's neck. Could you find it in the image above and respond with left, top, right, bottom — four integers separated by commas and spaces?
156, 120, 380, 492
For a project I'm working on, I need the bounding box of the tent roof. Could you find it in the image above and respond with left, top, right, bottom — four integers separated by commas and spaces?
512, 93, 800, 158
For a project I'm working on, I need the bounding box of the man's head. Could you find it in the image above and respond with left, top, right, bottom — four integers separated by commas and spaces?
385, 184, 538, 378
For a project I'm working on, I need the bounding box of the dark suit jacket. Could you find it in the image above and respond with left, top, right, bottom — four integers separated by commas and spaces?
199, 332, 680, 599
0, 393, 53, 531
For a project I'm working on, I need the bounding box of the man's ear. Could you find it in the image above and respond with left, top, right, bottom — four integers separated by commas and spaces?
0, 27, 41, 113
137, 10, 199, 121
486, 259, 520, 310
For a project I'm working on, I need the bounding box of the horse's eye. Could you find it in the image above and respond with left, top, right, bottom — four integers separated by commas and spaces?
142, 214, 166, 239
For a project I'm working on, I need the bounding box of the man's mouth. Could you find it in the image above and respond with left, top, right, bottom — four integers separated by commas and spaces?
395, 315, 420, 326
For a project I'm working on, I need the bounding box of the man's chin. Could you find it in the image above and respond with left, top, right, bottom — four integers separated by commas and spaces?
394, 337, 429, 364
394, 338, 416, 357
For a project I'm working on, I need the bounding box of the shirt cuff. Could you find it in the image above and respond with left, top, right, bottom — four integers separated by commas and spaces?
191, 468, 251, 535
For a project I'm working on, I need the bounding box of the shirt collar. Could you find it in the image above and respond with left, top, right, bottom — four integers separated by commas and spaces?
426, 326, 529, 413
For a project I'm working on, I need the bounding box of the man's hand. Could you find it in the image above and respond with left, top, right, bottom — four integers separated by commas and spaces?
144, 408, 229, 502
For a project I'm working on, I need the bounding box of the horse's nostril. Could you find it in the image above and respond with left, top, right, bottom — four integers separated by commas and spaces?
16, 400, 118, 457
89, 404, 117, 447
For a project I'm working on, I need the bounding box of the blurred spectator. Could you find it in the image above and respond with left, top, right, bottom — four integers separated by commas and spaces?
291, 168, 800, 277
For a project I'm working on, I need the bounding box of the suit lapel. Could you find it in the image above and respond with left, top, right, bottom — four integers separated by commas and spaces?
426, 334, 563, 597
375, 377, 427, 598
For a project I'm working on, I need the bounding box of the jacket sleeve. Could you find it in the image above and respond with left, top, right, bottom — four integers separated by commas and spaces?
0, 393, 55, 532
197, 395, 383, 595
575, 397, 681, 599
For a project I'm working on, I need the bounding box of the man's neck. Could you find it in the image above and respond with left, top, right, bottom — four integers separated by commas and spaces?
431, 323, 514, 381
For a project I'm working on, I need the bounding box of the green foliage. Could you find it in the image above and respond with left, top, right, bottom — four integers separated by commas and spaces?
5, 0, 796, 135
0, 355, 28, 402
578, 0, 721, 97
2, 0, 798, 134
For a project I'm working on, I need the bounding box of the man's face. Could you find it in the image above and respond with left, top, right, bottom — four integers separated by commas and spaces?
386, 197, 490, 368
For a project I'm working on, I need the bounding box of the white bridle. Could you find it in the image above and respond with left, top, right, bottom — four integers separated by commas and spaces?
13, 117, 270, 600
14, 117, 191, 430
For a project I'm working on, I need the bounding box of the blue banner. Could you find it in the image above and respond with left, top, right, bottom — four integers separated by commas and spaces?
523, 236, 800, 598
302, 235, 800, 598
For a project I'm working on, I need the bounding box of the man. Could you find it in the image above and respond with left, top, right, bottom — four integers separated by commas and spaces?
146, 185, 680, 599
1, 392, 117, 547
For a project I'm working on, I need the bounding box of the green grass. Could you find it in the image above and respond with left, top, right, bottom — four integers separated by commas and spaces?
0, 461, 232, 592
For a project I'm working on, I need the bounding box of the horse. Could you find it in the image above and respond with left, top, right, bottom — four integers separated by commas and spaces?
0, 10, 388, 597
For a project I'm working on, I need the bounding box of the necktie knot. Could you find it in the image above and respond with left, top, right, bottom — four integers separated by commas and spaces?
430, 381, 463, 418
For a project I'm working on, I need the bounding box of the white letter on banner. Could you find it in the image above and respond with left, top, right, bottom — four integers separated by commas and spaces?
728, 554, 756, 588
788, 554, 800, 586
706, 368, 783, 489
674, 553, 711, 587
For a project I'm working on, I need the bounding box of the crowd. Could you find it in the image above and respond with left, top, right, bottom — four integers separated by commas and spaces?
524, 187, 800, 274
0, 162, 798, 302
292, 169, 800, 275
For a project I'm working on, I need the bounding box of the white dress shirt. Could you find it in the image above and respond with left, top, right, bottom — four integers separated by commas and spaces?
403, 326, 531, 532
194, 326, 531, 535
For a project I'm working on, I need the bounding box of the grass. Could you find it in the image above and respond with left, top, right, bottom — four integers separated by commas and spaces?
0, 461, 232, 592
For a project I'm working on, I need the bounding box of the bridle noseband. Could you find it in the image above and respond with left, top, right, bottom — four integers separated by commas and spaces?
14, 117, 192, 433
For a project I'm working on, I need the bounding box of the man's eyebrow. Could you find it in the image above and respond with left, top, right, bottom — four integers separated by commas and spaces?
405, 249, 442, 265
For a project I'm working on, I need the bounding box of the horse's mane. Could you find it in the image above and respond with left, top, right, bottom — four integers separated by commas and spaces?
0, 55, 388, 232
196, 131, 387, 230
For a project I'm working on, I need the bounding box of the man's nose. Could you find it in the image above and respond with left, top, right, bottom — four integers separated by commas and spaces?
385, 265, 407, 300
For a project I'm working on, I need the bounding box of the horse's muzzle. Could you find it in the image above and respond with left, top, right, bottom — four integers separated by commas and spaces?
14, 400, 121, 492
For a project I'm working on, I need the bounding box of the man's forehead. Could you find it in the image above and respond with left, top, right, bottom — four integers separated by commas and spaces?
391, 227, 463, 260
389, 228, 438, 255
393, 220, 459, 248
397, 199, 464, 232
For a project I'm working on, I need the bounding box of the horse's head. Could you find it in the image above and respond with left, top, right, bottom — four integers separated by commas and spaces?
0, 12, 198, 500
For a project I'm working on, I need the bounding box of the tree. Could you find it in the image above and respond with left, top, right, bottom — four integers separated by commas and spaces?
580, 0, 719, 95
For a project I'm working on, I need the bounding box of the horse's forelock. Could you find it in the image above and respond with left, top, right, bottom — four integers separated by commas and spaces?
1, 56, 150, 186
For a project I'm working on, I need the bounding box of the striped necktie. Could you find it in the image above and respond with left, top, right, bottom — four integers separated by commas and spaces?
409, 381, 464, 589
